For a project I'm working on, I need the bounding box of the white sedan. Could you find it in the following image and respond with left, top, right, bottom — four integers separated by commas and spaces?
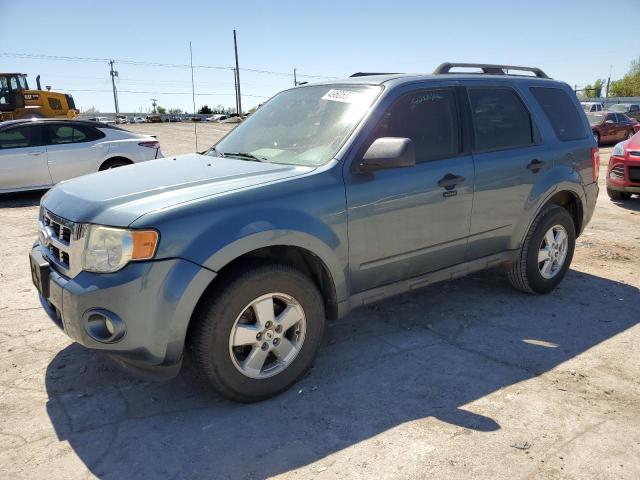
0, 119, 163, 193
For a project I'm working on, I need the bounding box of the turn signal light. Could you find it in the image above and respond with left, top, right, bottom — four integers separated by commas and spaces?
131, 230, 159, 259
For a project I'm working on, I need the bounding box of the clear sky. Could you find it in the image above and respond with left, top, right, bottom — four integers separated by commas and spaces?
1, 0, 638, 113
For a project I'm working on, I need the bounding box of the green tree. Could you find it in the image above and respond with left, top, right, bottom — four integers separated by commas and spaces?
168, 108, 182, 114
198, 105, 213, 114
580, 78, 605, 100
156, 106, 167, 114
609, 58, 640, 97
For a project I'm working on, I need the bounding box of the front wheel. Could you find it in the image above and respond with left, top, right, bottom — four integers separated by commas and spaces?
188, 262, 325, 402
507, 206, 576, 294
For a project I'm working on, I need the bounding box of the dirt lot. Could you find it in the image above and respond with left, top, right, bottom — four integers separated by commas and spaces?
1, 126, 639, 479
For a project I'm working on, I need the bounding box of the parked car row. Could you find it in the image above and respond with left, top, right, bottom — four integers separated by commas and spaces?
0, 119, 162, 193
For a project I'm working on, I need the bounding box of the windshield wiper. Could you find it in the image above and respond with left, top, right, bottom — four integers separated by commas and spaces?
220, 151, 267, 162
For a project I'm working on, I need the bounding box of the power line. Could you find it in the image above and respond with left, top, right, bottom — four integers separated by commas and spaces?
0, 51, 337, 79
61, 88, 269, 98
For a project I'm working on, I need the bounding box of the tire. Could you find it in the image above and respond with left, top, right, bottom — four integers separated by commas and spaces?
607, 188, 631, 201
626, 130, 635, 140
593, 132, 600, 145
99, 158, 131, 170
188, 262, 325, 402
507, 205, 576, 294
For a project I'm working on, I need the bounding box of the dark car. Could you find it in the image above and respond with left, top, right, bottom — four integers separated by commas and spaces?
609, 103, 640, 121
588, 111, 636, 145
31, 62, 599, 402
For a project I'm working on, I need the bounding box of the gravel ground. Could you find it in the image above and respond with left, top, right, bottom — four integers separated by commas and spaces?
0, 128, 639, 479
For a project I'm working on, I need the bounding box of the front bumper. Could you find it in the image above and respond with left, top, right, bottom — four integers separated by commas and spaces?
33, 243, 216, 379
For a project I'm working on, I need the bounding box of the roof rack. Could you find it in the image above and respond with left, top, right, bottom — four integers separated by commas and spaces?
350, 72, 400, 77
433, 63, 549, 79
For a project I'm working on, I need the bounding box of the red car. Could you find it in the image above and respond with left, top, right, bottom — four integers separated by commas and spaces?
588, 111, 636, 146
607, 131, 640, 200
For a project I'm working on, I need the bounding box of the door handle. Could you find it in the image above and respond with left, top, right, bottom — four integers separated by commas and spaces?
527, 159, 545, 173
438, 173, 465, 190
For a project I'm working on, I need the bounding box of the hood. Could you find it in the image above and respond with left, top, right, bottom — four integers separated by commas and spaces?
43, 154, 313, 226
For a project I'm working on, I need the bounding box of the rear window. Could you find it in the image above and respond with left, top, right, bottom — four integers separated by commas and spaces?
530, 87, 586, 141
468, 87, 534, 151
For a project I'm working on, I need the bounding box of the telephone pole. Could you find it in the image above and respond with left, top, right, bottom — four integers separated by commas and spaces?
109, 60, 119, 113
233, 30, 242, 116
294, 68, 297, 86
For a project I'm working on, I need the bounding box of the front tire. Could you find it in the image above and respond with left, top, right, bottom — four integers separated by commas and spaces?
507, 205, 576, 294
99, 158, 132, 170
189, 262, 325, 402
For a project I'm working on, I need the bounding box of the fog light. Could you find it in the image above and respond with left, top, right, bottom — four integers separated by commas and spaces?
83, 309, 126, 343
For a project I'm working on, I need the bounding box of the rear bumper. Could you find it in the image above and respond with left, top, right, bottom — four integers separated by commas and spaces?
582, 181, 599, 233
34, 243, 216, 379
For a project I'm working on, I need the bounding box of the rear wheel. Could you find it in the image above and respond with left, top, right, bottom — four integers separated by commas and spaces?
507, 206, 575, 294
626, 130, 635, 140
99, 158, 132, 170
189, 262, 325, 402
607, 188, 631, 201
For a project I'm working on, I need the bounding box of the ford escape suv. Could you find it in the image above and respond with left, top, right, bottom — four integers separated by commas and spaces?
31, 63, 599, 402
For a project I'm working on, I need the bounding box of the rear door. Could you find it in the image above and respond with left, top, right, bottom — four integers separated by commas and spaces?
465, 84, 552, 259
0, 124, 51, 191
344, 85, 474, 293
43, 123, 106, 182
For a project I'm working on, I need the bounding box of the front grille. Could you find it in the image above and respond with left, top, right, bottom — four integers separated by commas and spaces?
629, 151, 640, 157
610, 165, 626, 180
38, 208, 84, 277
629, 166, 640, 183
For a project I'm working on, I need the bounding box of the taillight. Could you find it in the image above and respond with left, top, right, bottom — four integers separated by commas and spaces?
138, 141, 159, 149
591, 147, 600, 182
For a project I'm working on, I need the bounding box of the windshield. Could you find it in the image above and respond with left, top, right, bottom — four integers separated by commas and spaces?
609, 104, 628, 112
212, 85, 381, 166
587, 113, 605, 125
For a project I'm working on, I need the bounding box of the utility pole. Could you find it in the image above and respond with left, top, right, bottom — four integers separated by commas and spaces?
109, 60, 119, 114
294, 68, 297, 86
150, 98, 157, 113
233, 29, 242, 116
233, 67, 239, 113
606, 64, 612, 99
189, 41, 198, 151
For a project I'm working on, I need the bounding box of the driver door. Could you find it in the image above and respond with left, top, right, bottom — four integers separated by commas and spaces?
344, 86, 474, 293
0, 123, 51, 191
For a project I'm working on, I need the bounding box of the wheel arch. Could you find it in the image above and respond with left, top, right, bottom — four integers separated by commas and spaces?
98, 156, 134, 171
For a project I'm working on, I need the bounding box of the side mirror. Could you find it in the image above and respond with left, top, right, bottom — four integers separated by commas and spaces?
355, 137, 416, 173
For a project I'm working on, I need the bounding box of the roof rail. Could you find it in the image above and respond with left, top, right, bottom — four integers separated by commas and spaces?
350, 72, 400, 77
433, 63, 549, 79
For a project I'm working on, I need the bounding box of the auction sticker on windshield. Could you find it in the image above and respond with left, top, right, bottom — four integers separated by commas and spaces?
321, 89, 369, 103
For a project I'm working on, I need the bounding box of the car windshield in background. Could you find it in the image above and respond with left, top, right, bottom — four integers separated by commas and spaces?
212, 85, 381, 166
609, 104, 628, 112
587, 113, 605, 125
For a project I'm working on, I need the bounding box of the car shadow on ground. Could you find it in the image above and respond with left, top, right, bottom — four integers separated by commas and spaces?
610, 196, 640, 212
44, 268, 640, 479
0, 190, 46, 208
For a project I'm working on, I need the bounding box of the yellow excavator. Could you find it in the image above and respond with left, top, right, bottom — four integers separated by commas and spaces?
0, 73, 79, 121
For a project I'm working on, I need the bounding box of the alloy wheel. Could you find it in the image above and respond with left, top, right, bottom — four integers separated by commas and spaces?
228, 293, 306, 379
538, 225, 569, 279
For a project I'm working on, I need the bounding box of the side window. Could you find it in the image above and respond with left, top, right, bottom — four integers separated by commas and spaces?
530, 87, 586, 141
0, 126, 40, 149
595, 104, 602, 111
630, 105, 639, 113
605, 113, 616, 123
48, 98, 62, 110
45, 125, 96, 145
468, 87, 534, 151
369, 88, 460, 162
618, 113, 630, 123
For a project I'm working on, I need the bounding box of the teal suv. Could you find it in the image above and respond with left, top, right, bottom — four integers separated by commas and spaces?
31, 63, 599, 402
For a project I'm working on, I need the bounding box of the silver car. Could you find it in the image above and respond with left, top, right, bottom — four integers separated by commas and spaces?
0, 119, 163, 193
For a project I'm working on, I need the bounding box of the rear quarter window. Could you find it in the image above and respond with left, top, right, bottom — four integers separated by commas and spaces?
530, 87, 586, 142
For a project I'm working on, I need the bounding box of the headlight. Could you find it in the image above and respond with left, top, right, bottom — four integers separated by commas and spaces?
612, 141, 626, 157
82, 225, 159, 273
